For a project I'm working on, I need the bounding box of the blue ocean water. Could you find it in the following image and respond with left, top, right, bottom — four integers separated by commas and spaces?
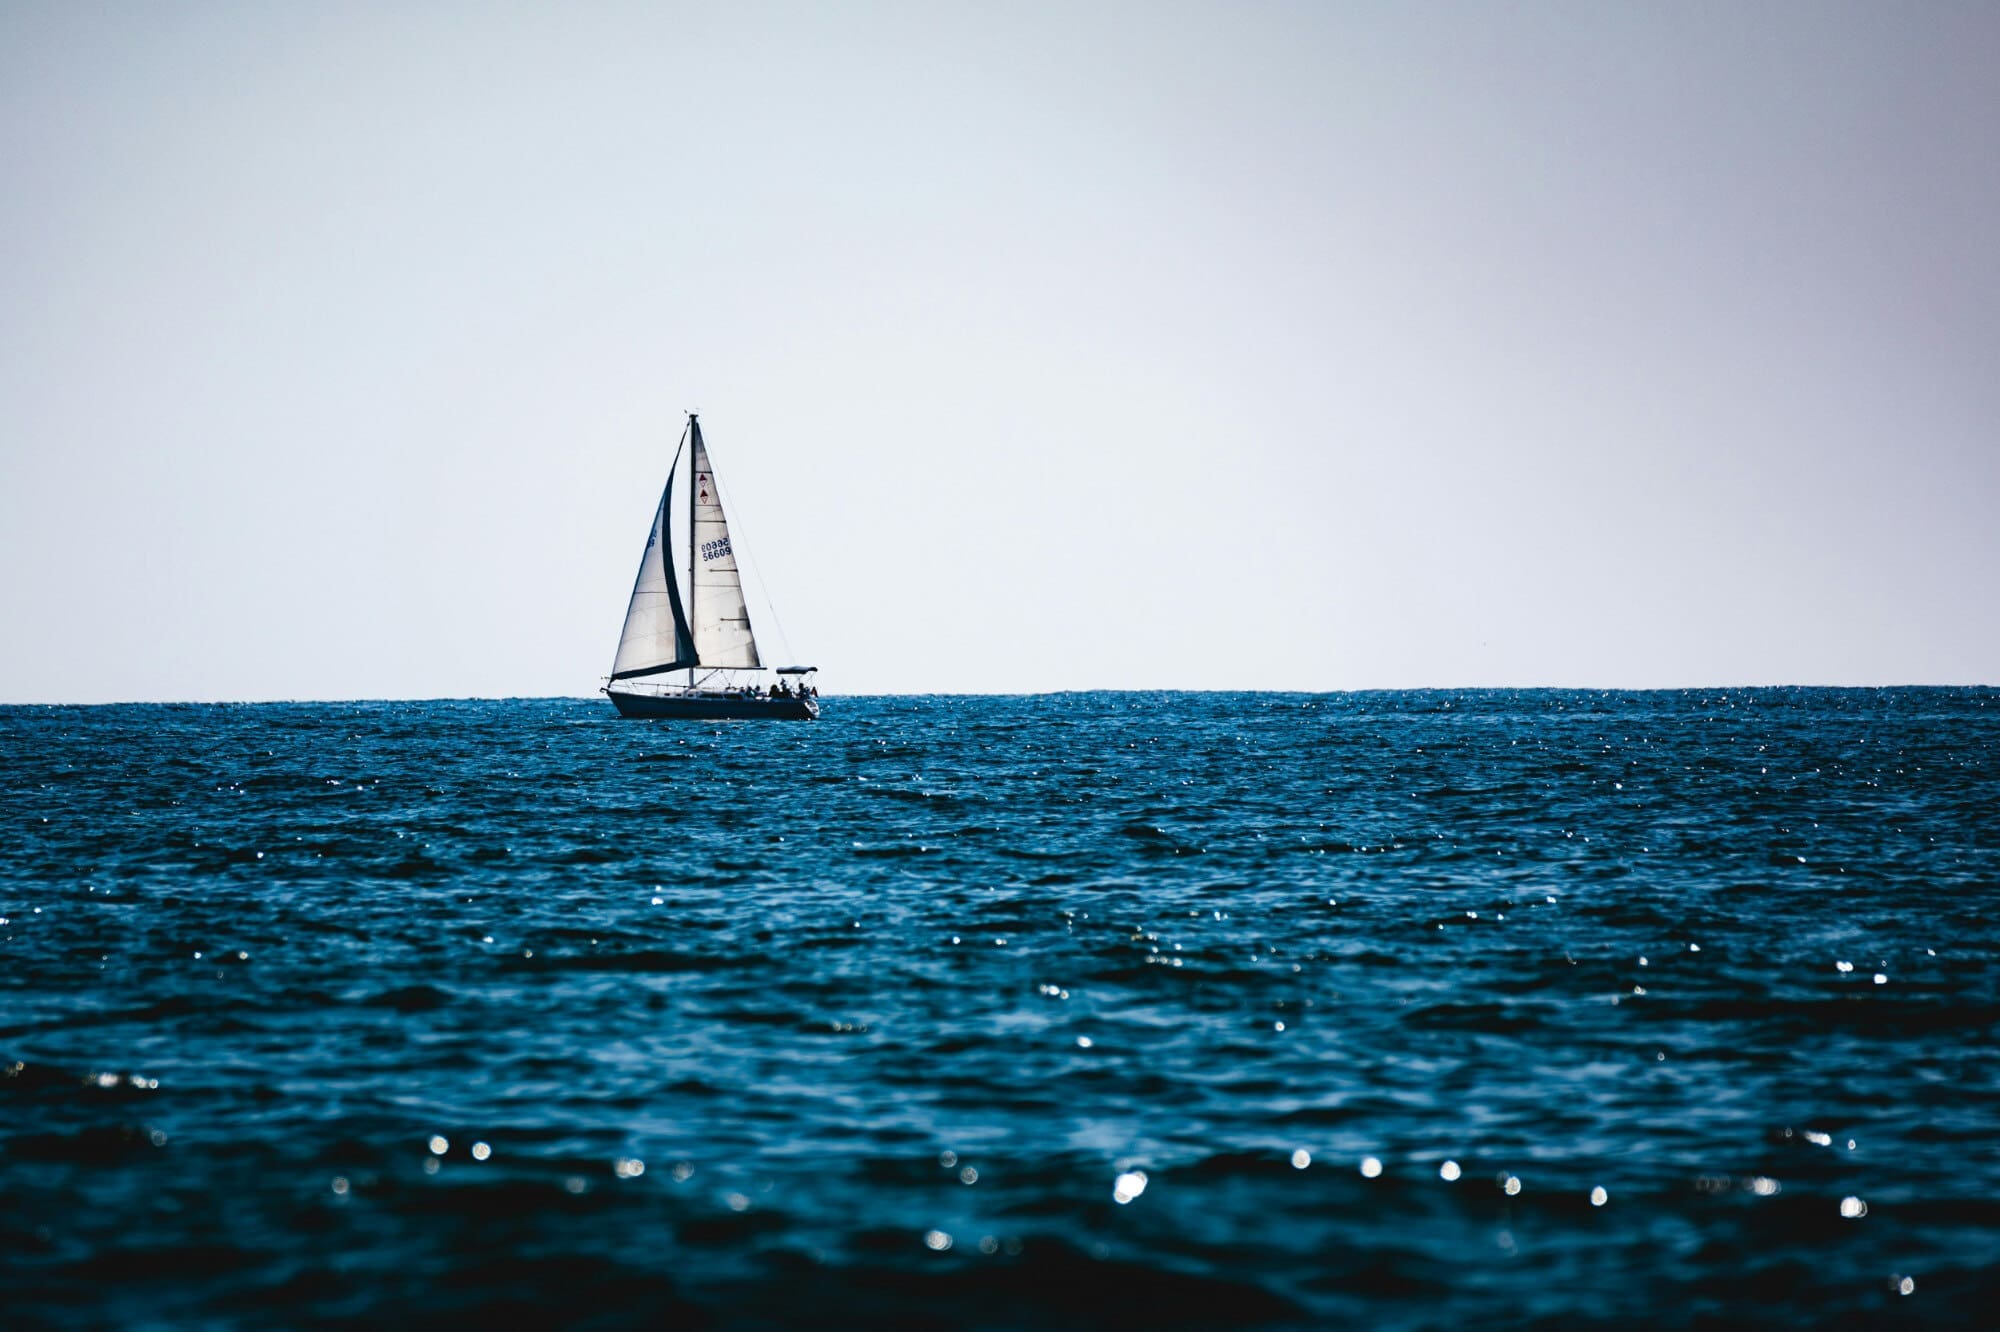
2, 689, 1997, 1328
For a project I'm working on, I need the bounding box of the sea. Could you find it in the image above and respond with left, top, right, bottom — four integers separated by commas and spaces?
3, 689, 1996, 1329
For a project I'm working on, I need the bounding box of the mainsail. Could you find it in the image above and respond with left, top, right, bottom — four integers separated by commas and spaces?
609, 440, 698, 680
686, 417, 762, 669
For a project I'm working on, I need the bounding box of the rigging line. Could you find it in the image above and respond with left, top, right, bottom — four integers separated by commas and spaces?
711, 467, 798, 668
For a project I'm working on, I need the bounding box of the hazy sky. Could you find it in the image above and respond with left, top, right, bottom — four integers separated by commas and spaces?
3, 2, 1996, 700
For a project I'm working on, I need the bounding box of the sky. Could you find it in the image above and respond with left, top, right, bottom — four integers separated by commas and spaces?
2, 1, 1996, 700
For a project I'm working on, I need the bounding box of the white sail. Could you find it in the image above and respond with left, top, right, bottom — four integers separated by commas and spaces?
687, 419, 762, 669
609, 449, 698, 680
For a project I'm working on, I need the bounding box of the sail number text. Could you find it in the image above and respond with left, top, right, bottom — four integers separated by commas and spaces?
701, 536, 733, 563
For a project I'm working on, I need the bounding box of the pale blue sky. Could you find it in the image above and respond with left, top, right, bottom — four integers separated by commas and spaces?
3, 2, 1995, 700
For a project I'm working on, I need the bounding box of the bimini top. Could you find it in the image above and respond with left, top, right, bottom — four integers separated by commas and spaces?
775, 665, 818, 675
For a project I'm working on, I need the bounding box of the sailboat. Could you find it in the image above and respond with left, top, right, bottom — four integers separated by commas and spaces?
604, 414, 819, 720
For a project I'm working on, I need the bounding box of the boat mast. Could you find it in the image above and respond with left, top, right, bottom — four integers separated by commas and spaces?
687, 413, 698, 690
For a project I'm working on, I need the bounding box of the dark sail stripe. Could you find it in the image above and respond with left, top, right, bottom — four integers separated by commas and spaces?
655, 449, 698, 671
610, 660, 693, 681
